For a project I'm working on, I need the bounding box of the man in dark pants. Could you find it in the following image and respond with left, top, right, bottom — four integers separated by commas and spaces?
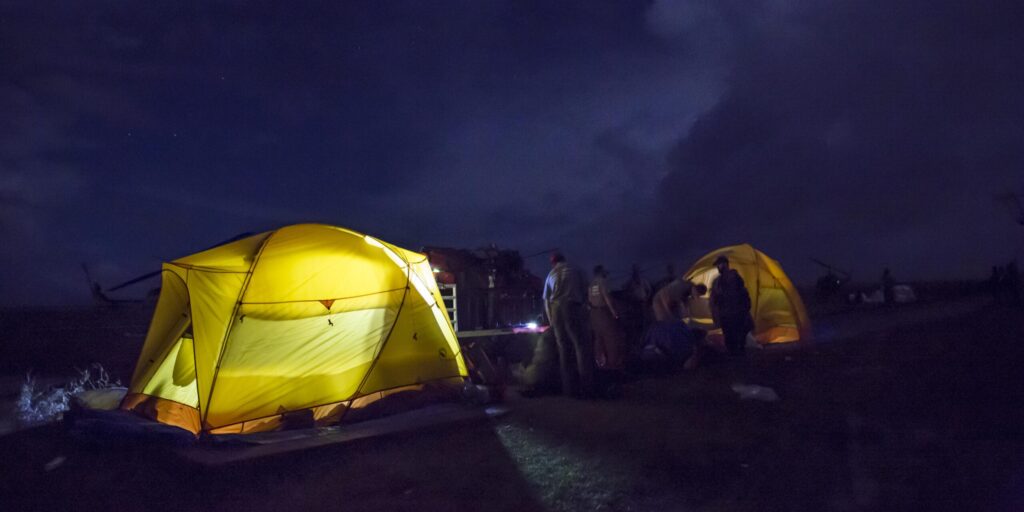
710, 256, 753, 357
543, 252, 593, 397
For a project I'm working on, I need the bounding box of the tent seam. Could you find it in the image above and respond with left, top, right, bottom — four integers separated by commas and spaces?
239, 287, 407, 305
127, 268, 189, 392
201, 228, 278, 427
167, 266, 251, 274
350, 256, 413, 401
125, 392, 201, 412
753, 248, 762, 326
204, 375, 464, 431
185, 268, 202, 411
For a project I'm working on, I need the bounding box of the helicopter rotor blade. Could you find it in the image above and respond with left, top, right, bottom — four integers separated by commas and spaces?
809, 257, 851, 278
106, 270, 162, 292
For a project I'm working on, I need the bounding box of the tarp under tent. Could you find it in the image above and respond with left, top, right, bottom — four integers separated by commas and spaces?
120, 223, 468, 435
684, 244, 811, 345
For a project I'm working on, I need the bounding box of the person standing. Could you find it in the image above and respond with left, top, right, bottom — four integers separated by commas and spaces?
653, 263, 677, 293
882, 268, 895, 305
622, 263, 653, 360
989, 265, 1003, 304
543, 252, 593, 397
624, 263, 653, 305
588, 265, 625, 373
710, 256, 753, 357
1006, 261, 1021, 307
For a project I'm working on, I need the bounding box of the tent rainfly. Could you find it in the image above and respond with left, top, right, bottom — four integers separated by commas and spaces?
121, 224, 468, 435
684, 244, 811, 345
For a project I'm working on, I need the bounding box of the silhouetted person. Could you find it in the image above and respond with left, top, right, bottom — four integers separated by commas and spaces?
990, 266, 1004, 304
543, 252, 593, 397
621, 263, 653, 362
1006, 261, 1021, 306
710, 256, 753, 357
882, 268, 895, 305
589, 265, 625, 375
653, 263, 677, 292
623, 263, 653, 309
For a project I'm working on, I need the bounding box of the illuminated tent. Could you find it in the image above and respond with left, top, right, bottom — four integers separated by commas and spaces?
684, 244, 811, 345
121, 224, 468, 435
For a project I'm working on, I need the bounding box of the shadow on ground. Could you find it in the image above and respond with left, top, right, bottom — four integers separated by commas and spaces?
0, 419, 545, 512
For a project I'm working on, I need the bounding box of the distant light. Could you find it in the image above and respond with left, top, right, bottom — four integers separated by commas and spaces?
432, 267, 441, 273
525, 322, 538, 329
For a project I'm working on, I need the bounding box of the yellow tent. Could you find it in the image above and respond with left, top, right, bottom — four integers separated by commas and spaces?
120, 223, 468, 435
684, 244, 811, 345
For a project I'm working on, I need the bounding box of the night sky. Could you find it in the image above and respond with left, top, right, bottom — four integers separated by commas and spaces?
2, 1, 1023, 306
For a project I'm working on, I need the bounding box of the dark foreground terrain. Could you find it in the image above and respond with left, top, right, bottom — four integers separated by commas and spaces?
1, 299, 1023, 511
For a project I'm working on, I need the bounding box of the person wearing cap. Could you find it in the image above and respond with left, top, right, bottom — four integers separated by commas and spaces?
710, 255, 753, 357
543, 252, 593, 397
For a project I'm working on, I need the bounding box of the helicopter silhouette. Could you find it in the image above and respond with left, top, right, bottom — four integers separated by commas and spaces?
810, 257, 852, 302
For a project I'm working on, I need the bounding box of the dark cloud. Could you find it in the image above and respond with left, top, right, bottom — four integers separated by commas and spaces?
1, 1, 1021, 304
653, 0, 1024, 283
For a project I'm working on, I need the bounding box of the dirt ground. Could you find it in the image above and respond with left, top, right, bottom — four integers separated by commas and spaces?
1, 297, 1023, 511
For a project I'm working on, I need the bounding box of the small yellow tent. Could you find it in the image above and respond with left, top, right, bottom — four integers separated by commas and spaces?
684, 244, 811, 345
121, 224, 467, 435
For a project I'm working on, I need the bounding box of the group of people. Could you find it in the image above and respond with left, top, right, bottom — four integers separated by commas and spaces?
538, 252, 753, 398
